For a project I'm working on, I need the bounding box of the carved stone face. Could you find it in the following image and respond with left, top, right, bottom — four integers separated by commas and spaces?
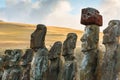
66, 33, 77, 49
4, 49, 22, 66
81, 25, 99, 52
8, 49, 22, 66
30, 24, 47, 51
103, 20, 120, 44
63, 33, 77, 56
12, 49, 22, 62
21, 49, 33, 66
49, 41, 62, 59
5, 50, 13, 58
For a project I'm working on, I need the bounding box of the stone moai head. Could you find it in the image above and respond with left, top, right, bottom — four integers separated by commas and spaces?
63, 33, 77, 56
21, 49, 33, 66
49, 41, 62, 60
10, 49, 22, 66
4, 49, 22, 66
4, 49, 13, 58
30, 24, 47, 52
4, 50, 13, 67
81, 25, 99, 52
103, 20, 120, 44
80, 7, 102, 52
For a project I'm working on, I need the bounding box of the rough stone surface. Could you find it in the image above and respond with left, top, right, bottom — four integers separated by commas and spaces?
62, 33, 78, 80
63, 60, 78, 80
30, 24, 47, 52
21, 49, 33, 80
2, 49, 22, 80
0, 55, 4, 80
80, 25, 99, 52
81, 7, 102, 26
31, 48, 49, 80
49, 41, 62, 59
101, 20, 120, 80
80, 25, 99, 80
48, 41, 64, 80
63, 33, 77, 57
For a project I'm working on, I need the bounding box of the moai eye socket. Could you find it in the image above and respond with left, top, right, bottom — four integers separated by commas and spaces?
87, 13, 91, 16
89, 27, 94, 31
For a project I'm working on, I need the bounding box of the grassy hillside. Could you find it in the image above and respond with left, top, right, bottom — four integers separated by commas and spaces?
0, 22, 83, 49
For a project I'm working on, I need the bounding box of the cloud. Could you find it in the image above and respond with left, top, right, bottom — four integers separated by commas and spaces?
99, 0, 120, 31
3, 0, 120, 31
0, 0, 84, 30
0, 0, 62, 23
41, 0, 84, 30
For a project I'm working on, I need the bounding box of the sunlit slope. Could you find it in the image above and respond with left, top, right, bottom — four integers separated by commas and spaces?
0, 22, 83, 49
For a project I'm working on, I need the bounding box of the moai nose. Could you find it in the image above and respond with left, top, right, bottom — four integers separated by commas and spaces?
81, 34, 86, 42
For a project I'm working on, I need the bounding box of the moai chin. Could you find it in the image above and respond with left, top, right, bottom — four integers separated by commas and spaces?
30, 24, 47, 52
80, 7, 102, 80
101, 20, 120, 80
48, 41, 64, 80
31, 48, 49, 80
62, 33, 78, 80
21, 49, 33, 80
2, 49, 22, 80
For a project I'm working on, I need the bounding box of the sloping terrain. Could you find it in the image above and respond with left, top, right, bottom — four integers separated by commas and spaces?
0, 22, 83, 49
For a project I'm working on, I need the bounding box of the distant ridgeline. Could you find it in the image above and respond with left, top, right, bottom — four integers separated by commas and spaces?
0, 20, 4, 22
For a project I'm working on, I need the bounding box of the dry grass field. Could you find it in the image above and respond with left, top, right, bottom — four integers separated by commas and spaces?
0, 22, 83, 49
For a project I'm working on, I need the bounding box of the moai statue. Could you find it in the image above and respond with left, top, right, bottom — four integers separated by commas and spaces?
62, 33, 78, 80
21, 49, 33, 80
31, 48, 49, 80
101, 20, 120, 80
2, 49, 22, 80
80, 7, 102, 80
48, 41, 64, 80
0, 55, 5, 80
2, 49, 13, 80
30, 24, 47, 52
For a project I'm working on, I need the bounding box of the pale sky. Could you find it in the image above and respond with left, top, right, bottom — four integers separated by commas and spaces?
0, 0, 120, 31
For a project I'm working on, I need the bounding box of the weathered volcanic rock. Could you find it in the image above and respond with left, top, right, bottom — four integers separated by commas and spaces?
30, 24, 47, 52
21, 49, 33, 80
48, 41, 64, 80
101, 20, 120, 80
62, 33, 78, 80
81, 7, 103, 26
